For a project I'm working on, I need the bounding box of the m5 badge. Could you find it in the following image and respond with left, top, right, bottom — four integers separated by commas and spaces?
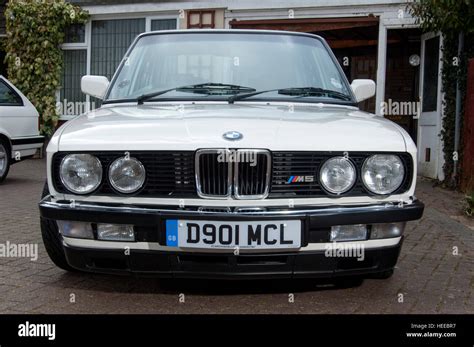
286, 176, 315, 184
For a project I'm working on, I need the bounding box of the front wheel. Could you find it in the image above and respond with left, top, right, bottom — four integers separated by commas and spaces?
370, 269, 394, 279
334, 277, 364, 288
0, 139, 11, 183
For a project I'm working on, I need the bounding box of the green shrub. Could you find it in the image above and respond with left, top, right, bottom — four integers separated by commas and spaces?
465, 192, 474, 217
5, 0, 89, 136
410, 1, 474, 187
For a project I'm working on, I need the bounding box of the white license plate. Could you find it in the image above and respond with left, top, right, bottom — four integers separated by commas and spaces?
165, 219, 301, 250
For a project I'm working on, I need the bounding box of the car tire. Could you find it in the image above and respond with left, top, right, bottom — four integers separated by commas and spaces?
40, 182, 77, 272
0, 138, 11, 183
334, 277, 364, 288
371, 269, 394, 279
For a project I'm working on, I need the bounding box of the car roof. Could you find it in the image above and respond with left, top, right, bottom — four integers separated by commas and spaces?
137, 29, 325, 43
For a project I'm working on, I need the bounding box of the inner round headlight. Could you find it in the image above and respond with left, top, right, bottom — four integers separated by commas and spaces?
60, 154, 102, 195
109, 156, 146, 194
320, 156, 356, 195
362, 154, 405, 195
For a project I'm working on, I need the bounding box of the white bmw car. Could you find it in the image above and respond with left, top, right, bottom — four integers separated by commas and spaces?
0, 76, 44, 182
39, 30, 424, 280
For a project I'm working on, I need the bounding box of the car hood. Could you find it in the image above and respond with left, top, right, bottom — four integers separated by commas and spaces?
57, 103, 407, 152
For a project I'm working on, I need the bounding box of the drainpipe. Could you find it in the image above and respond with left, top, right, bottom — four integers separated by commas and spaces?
452, 31, 465, 186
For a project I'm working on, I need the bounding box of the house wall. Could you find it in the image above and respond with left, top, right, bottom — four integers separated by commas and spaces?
72, 1, 413, 12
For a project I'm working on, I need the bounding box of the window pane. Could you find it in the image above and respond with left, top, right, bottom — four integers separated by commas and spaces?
151, 19, 177, 31
60, 50, 87, 116
0, 81, 22, 105
65, 24, 85, 43
422, 36, 440, 112
91, 18, 146, 80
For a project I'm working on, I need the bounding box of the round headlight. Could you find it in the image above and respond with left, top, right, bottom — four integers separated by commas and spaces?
60, 154, 102, 195
108, 156, 146, 194
320, 156, 356, 195
362, 155, 405, 195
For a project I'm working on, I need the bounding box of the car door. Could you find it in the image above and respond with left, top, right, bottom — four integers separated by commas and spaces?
0, 77, 39, 138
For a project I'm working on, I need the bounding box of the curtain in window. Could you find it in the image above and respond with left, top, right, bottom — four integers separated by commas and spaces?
151, 19, 177, 31
60, 50, 87, 116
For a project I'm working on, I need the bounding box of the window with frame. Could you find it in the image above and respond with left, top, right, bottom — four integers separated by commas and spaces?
0, 80, 22, 106
90, 18, 146, 108
60, 17, 179, 115
60, 50, 87, 116
187, 10, 215, 29
60, 22, 87, 118
91, 18, 146, 80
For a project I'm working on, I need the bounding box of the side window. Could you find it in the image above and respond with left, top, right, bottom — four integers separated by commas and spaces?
0, 81, 23, 106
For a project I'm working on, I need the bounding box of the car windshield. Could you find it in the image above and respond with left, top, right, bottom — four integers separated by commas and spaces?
106, 32, 353, 104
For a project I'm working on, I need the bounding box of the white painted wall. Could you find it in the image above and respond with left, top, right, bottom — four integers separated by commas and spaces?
81, 1, 414, 15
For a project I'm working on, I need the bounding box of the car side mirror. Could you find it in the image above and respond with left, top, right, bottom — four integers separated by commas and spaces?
81, 75, 110, 100
350, 79, 376, 103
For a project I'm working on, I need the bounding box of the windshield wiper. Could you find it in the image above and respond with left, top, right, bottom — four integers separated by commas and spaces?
137, 83, 256, 105
278, 87, 351, 100
228, 87, 352, 103
228, 88, 280, 104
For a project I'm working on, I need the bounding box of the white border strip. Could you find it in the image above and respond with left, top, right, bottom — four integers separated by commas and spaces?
63, 236, 401, 253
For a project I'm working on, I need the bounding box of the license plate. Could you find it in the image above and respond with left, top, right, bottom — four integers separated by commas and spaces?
166, 219, 301, 250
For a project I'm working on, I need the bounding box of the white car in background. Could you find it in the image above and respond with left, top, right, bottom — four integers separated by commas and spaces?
0, 76, 44, 182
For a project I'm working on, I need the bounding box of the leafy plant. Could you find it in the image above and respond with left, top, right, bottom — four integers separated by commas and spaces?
465, 192, 474, 217
409, 1, 474, 187
410, 0, 474, 34
4, 0, 89, 136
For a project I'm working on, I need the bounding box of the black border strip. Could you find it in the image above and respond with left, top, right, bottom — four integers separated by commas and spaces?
11, 136, 45, 146
0, 314, 471, 346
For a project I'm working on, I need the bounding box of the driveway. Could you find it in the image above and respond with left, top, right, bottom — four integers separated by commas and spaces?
0, 159, 472, 314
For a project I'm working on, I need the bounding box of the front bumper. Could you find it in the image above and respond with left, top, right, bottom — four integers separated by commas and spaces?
62, 242, 403, 279
39, 197, 424, 279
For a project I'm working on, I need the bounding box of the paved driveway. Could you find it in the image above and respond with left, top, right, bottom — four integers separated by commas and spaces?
0, 159, 472, 314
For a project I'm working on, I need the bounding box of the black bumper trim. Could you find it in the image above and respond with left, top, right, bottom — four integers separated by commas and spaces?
39, 197, 424, 228
62, 240, 403, 279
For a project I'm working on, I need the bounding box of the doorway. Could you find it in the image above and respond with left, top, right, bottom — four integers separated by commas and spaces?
417, 33, 444, 180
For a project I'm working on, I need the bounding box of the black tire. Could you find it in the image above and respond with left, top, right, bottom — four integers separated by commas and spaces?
0, 138, 11, 183
40, 182, 77, 272
334, 276, 364, 288
370, 269, 394, 280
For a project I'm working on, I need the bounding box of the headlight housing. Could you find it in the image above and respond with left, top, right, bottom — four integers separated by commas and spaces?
109, 156, 146, 194
60, 154, 103, 194
320, 156, 356, 195
362, 154, 405, 195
